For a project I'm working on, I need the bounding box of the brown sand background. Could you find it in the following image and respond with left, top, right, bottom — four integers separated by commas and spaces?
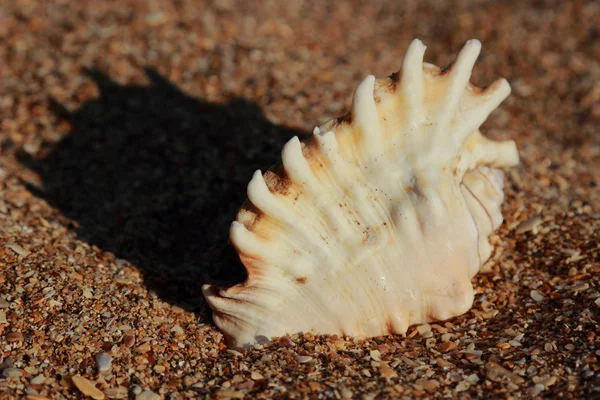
0, 0, 599, 398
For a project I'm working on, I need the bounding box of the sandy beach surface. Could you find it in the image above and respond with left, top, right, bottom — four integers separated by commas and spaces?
0, 0, 599, 398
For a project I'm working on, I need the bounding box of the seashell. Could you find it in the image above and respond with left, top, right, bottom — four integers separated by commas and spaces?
203, 39, 519, 349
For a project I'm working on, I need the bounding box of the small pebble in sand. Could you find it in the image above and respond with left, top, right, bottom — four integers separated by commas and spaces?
278, 336, 295, 347
485, 362, 525, 385
131, 385, 142, 395
72, 375, 105, 400
530, 290, 545, 303
0, 298, 10, 308
6, 332, 23, 342
30, 374, 46, 385
95, 352, 112, 373
135, 390, 161, 400
295, 355, 313, 364
2, 368, 22, 378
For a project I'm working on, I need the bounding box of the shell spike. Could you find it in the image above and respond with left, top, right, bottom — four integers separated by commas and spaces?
471, 132, 519, 168
246, 170, 266, 203
247, 170, 292, 223
400, 39, 426, 132
202, 285, 240, 315
455, 132, 519, 181
230, 221, 281, 266
436, 39, 482, 141
400, 38, 427, 79
455, 78, 511, 141
230, 221, 259, 254
281, 136, 318, 191
313, 128, 345, 174
314, 128, 339, 154
448, 39, 481, 83
352, 75, 382, 156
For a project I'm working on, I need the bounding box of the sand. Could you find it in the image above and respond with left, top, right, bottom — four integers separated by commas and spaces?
0, 0, 599, 398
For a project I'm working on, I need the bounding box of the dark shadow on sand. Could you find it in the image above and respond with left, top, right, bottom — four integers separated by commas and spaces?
20, 68, 305, 313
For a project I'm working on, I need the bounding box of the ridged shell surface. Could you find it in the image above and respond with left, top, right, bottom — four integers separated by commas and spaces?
203, 39, 520, 349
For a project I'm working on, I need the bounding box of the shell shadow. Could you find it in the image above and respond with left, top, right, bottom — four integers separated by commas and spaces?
19, 68, 305, 313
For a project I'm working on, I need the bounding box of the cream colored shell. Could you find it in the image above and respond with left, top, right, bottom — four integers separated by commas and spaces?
203, 39, 519, 349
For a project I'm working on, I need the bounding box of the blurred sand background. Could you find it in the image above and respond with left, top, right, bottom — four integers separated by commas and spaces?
0, 0, 599, 398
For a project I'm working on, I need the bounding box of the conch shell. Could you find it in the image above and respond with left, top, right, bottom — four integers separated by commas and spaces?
203, 39, 519, 349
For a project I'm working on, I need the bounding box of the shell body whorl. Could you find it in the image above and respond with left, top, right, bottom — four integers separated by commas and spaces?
203, 39, 519, 349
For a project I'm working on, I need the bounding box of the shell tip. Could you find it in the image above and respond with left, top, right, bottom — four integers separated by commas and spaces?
410, 38, 426, 50
497, 78, 511, 95
362, 74, 376, 86
466, 38, 482, 49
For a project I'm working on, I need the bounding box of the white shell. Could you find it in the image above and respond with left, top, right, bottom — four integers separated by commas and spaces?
203, 39, 519, 349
